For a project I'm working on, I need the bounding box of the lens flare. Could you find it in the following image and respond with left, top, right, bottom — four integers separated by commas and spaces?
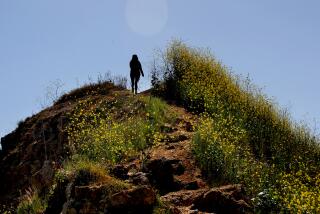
125, 0, 168, 36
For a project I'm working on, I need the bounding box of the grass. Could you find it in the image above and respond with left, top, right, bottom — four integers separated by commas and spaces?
16, 78, 175, 213
17, 187, 47, 214
60, 158, 130, 191
66, 91, 175, 165
58, 88, 176, 212
151, 39, 320, 212
55, 81, 121, 105
55, 72, 127, 105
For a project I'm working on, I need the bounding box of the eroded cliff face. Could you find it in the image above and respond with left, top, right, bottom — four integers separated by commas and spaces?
0, 102, 70, 205
0, 82, 122, 209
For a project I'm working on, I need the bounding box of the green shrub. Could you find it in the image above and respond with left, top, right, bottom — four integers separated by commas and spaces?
152, 40, 320, 212
62, 158, 130, 191
17, 188, 47, 214
66, 94, 174, 165
192, 115, 272, 195
269, 167, 320, 213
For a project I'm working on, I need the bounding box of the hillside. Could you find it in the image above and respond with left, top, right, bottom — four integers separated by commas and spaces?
0, 82, 251, 213
1, 41, 320, 213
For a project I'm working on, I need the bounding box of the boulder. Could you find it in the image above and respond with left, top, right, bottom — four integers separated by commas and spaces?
108, 186, 156, 213
143, 158, 185, 193
161, 185, 252, 214
192, 185, 252, 214
74, 185, 104, 201
161, 189, 208, 207
110, 164, 129, 180
128, 172, 150, 185
45, 179, 68, 214
31, 160, 56, 191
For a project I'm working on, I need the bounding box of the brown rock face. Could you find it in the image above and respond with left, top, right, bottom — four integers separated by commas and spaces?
161, 189, 208, 207
108, 186, 156, 213
161, 185, 252, 214
0, 104, 70, 205
0, 82, 122, 208
143, 158, 185, 194
192, 185, 252, 214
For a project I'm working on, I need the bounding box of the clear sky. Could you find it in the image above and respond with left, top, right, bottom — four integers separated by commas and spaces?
1, 0, 320, 139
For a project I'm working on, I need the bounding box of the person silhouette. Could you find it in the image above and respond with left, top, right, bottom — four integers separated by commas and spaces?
130, 54, 144, 94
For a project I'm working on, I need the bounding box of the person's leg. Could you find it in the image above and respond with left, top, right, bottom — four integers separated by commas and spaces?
135, 75, 140, 94
135, 79, 138, 94
130, 74, 134, 93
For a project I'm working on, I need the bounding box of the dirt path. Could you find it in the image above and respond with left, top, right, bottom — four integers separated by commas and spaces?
138, 99, 251, 214
148, 105, 207, 190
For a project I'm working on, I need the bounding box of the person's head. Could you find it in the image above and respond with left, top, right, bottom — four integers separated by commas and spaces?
132, 54, 138, 60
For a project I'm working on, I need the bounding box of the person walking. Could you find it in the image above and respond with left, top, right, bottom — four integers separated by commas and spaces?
130, 54, 144, 94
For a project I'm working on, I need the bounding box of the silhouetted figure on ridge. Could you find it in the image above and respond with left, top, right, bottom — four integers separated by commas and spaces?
130, 54, 144, 94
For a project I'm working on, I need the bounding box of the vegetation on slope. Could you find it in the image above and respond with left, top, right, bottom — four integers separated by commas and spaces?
14, 40, 320, 213
151, 40, 320, 213
66, 91, 175, 165
16, 79, 176, 213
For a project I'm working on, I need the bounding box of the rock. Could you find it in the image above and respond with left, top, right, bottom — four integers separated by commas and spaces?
172, 161, 185, 176
74, 185, 104, 201
164, 134, 189, 144
0, 107, 70, 207
78, 201, 96, 214
108, 186, 156, 213
176, 117, 194, 132
161, 189, 208, 207
65, 207, 77, 214
160, 123, 178, 133
45, 179, 68, 214
143, 158, 185, 193
58, 180, 78, 214
183, 121, 194, 132
128, 172, 150, 185
61, 200, 74, 214
31, 160, 56, 191
168, 206, 183, 214
184, 181, 199, 190
61, 183, 116, 213
192, 185, 252, 214
166, 145, 175, 150
110, 164, 129, 180
161, 185, 252, 214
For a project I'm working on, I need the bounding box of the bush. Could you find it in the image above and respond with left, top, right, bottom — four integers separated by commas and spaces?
62, 159, 130, 190
17, 187, 47, 214
66, 93, 174, 165
270, 167, 320, 213
151, 40, 320, 212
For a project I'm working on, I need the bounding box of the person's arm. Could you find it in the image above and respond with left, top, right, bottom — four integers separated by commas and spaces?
139, 62, 144, 77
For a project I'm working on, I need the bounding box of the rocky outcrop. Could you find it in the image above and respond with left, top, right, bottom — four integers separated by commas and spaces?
0, 82, 121, 208
143, 158, 185, 194
128, 172, 150, 185
61, 183, 156, 214
161, 185, 252, 214
108, 186, 156, 213
0, 106, 70, 205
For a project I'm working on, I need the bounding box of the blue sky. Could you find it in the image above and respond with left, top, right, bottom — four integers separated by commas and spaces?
1, 0, 320, 138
